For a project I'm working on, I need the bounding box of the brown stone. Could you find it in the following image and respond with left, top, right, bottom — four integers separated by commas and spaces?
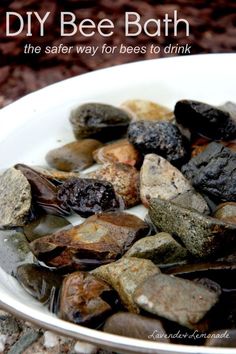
121, 99, 173, 121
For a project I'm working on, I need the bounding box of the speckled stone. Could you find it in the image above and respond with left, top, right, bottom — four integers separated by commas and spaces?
121, 99, 173, 121
140, 154, 192, 207
149, 198, 236, 258
92, 257, 160, 313
93, 139, 141, 167
0, 168, 31, 228
86, 163, 140, 208
134, 273, 219, 329
125, 232, 189, 265
103, 312, 169, 342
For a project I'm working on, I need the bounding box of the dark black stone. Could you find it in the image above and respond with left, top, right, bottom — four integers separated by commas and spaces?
57, 178, 122, 218
174, 100, 236, 140
182, 142, 236, 202
128, 121, 190, 166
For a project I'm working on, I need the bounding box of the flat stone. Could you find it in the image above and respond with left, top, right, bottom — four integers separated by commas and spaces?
86, 163, 140, 208
46, 139, 102, 172
182, 142, 236, 202
140, 154, 192, 207
149, 198, 236, 257
59, 271, 115, 327
93, 139, 141, 167
213, 202, 236, 224
171, 190, 210, 214
103, 312, 169, 342
92, 257, 160, 313
0, 168, 32, 228
30, 212, 149, 270
70, 103, 131, 142
0, 230, 33, 275
134, 273, 219, 329
205, 329, 236, 347
121, 99, 173, 121
125, 232, 189, 265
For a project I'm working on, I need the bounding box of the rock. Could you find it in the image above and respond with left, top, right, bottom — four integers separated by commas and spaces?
15, 164, 71, 217
149, 198, 236, 258
194, 278, 222, 296
0, 168, 32, 228
70, 103, 131, 141
121, 99, 173, 121
86, 163, 140, 208
103, 312, 168, 342
57, 178, 122, 218
174, 99, 236, 140
0, 230, 33, 275
74, 340, 98, 354
171, 190, 210, 214
45, 139, 102, 172
23, 214, 71, 242
128, 121, 190, 166
205, 329, 236, 347
30, 212, 149, 270
134, 273, 219, 329
140, 154, 192, 207
16, 264, 62, 303
43, 331, 59, 348
34, 166, 81, 182
93, 139, 141, 167
92, 257, 160, 313
182, 142, 236, 202
213, 202, 236, 224
59, 271, 115, 327
125, 232, 189, 265
7, 329, 41, 354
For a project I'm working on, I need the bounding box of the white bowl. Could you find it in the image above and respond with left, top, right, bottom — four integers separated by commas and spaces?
0, 54, 236, 354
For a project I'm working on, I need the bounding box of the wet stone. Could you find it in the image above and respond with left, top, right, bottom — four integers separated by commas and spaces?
57, 178, 122, 218
134, 273, 219, 329
59, 271, 116, 327
103, 312, 169, 342
182, 142, 236, 202
205, 329, 236, 347
0, 168, 32, 228
70, 103, 131, 142
45, 139, 102, 172
140, 154, 192, 207
30, 212, 149, 270
0, 230, 33, 275
23, 214, 71, 242
125, 232, 189, 266
93, 139, 141, 167
128, 121, 190, 167
171, 190, 210, 214
174, 100, 236, 140
121, 99, 173, 121
92, 257, 160, 313
16, 264, 62, 303
149, 198, 236, 258
15, 164, 71, 217
86, 163, 140, 208
213, 202, 236, 224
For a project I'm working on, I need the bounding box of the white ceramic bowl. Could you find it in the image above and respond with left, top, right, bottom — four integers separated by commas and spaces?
0, 54, 236, 354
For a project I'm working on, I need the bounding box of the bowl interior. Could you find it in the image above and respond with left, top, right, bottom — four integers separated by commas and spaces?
0, 54, 236, 354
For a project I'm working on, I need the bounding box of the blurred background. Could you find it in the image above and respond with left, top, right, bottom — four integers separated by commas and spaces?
0, 0, 235, 108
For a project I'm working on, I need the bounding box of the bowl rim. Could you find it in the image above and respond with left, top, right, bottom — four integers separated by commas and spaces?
1, 53, 236, 353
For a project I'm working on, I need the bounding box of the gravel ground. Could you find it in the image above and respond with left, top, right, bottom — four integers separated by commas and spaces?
0, 1, 235, 353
